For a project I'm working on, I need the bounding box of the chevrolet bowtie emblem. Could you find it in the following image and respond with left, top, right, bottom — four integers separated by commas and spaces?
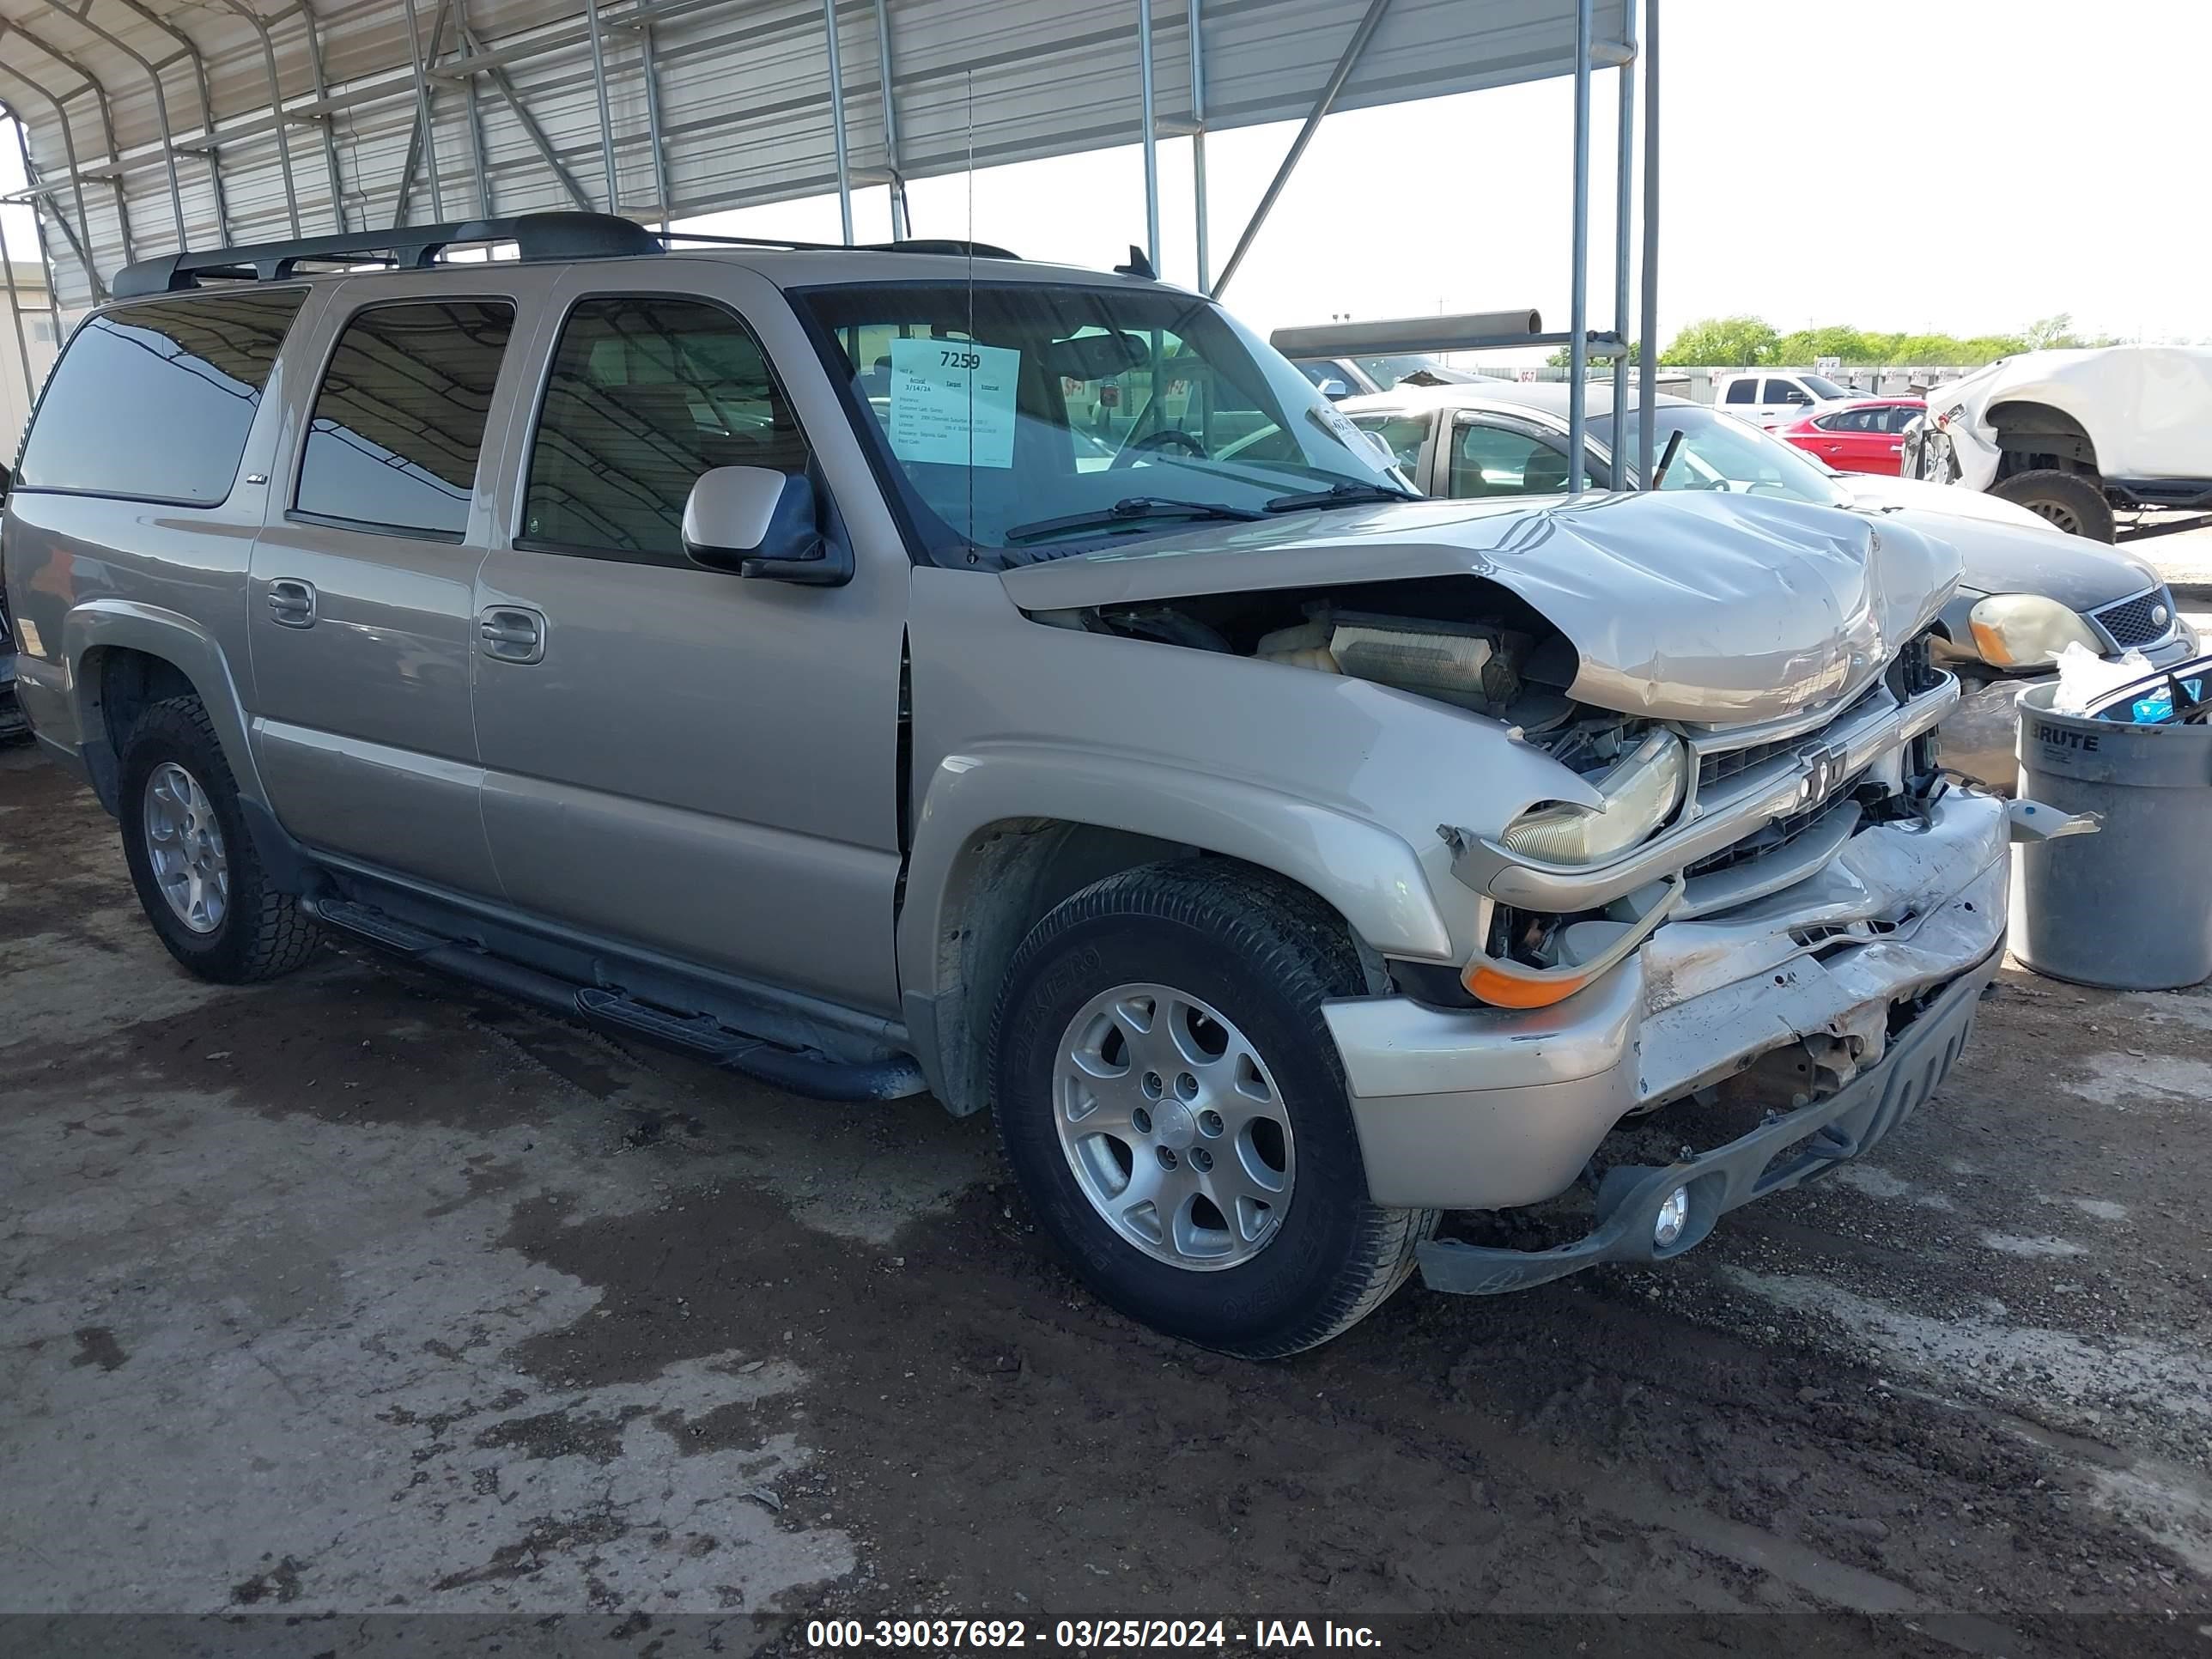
1796, 738, 1850, 808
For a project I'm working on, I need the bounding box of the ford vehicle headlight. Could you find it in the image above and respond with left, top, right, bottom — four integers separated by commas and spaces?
1500, 731, 1687, 866
1968, 593, 2102, 669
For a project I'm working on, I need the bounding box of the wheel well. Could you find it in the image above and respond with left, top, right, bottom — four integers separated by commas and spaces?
924, 821, 1370, 1118
1987, 399, 2099, 480
78, 646, 198, 811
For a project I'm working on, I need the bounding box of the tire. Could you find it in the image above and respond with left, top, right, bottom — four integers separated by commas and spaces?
117, 696, 321, 983
989, 861, 1437, 1358
1990, 469, 2115, 542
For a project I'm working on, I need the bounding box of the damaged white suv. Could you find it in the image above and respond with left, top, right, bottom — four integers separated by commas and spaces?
4, 214, 2071, 1357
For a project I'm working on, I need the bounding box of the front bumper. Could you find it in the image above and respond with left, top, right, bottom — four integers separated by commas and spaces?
1413, 945, 1998, 1294
1323, 787, 2011, 1216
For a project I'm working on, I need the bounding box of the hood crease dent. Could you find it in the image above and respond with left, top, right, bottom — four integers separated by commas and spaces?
1000, 492, 1960, 725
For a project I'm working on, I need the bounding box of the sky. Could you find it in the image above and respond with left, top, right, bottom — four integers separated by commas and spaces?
3, 0, 2202, 357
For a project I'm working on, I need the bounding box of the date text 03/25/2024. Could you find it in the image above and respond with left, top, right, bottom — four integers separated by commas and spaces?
805, 1618, 1384, 1650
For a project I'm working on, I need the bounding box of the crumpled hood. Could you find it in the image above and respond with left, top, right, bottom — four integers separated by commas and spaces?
999, 491, 1961, 724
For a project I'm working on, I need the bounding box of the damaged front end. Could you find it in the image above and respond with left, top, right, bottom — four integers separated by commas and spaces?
1004, 492, 2085, 1291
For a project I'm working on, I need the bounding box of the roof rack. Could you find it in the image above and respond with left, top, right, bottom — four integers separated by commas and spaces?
112, 211, 661, 299
112, 212, 1028, 300
661, 231, 1024, 261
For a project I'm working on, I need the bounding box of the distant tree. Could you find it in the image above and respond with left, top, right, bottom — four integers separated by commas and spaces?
1658, 315, 1779, 367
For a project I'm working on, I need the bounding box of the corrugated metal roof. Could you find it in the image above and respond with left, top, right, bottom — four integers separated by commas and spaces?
0, 0, 1627, 307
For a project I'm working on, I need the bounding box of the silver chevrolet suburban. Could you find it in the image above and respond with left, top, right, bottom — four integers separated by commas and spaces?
5, 213, 2052, 1357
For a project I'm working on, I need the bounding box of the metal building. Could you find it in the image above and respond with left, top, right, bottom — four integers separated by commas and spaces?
0, 0, 1657, 475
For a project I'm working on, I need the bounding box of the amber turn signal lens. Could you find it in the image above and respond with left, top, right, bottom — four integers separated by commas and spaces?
1461, 961, 1592, 1010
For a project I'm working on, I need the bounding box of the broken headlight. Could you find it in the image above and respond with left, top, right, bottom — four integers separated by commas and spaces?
1499, 731, 1687, 865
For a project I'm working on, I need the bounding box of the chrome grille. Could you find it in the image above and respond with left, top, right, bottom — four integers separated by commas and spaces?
1684, 784, 1863, 880
2093, 589, 2173, 651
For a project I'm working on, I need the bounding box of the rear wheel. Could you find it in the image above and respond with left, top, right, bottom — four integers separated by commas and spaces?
118, 696, 321, 982
990, 862, 1435, 1358
1990, 468, 2115, 542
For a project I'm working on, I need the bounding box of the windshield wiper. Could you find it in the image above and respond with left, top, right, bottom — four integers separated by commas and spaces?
1263, 481, 1420, 513
1003, 496, 1267, 544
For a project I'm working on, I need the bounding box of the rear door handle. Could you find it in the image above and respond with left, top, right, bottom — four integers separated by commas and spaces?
478, 605, 545, 665
266, 578, 316, 628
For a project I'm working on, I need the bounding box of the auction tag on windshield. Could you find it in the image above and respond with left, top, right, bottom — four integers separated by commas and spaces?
889, 338, 1019, 468
1307, 400, 1367, 454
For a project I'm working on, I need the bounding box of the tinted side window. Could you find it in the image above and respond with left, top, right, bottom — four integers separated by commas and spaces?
17, 290, 305, 505
1722, 379, 1754, 404
523, 296, 811, 562
1883, 404, 1923, 433
295, 300, 514, 540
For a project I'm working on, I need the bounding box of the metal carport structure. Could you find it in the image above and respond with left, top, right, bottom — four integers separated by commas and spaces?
0, 0, 1657, 480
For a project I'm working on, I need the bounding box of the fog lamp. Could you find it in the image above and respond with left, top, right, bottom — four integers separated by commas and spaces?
1653, 1186, 1691, 1249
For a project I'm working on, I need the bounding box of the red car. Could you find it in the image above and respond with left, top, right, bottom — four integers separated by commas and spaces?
1776, 397, 1926, 477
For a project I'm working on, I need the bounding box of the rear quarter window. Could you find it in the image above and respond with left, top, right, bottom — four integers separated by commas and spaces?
16, 289, 306, 506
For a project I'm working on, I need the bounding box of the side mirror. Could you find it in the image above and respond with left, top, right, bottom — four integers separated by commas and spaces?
1316, 377, 1352, 401
681, 465, 852, 586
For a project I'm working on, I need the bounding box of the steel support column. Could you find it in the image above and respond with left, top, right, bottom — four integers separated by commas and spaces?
1210, 0, 1393, 299
107, 0, 230, 240
872, 0, 907, 238
0, 234, 33, 416
1137, 0, 1159, 270
400, 0, 446, 221
457, 0, 493, 216
1565, 0, 1593, 496
215, 0, 303, 235
2, 96, 74, 332
278, 0, 349, 230
396, 0, 457, 225
1188, 0, 1207, 289
1637, 0, 1660, 483
639, 20, 671, 229
823, 0, 854, 243
0, 65, 102, 295
39, 0, 189, 247
583, 0, 621, 213
1611, 0, 1635, 481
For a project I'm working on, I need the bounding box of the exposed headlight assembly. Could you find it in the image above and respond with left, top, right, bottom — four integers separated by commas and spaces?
1499, 730, 1687, 866
1967, 592, 2102, 669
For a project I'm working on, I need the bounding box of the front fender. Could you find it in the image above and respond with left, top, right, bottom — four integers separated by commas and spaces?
62, 598, 269, 809
896, 743, 1457, 1005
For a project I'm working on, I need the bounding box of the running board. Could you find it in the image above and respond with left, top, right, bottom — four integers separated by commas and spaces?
574, 989, 928, 1102
305, 896, 927, 1103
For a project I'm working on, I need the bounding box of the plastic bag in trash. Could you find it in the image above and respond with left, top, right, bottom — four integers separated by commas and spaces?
2051, 641, 2153, 715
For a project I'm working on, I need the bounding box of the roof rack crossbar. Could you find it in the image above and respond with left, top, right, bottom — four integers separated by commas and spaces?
112, 214, 1028, 300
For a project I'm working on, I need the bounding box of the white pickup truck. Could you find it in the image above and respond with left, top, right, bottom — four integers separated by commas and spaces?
1713, 369, 1854, 429
1908, 345, 2212, 543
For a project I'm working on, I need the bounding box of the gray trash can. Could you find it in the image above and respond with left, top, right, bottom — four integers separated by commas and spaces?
2009, 681, 2212, 989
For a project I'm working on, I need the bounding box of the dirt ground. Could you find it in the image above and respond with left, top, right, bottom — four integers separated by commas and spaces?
2, 739, 2209, 1656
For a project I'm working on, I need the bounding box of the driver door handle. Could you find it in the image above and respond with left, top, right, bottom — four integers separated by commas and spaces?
266, 578, 317, 629
478, 605, 545, 665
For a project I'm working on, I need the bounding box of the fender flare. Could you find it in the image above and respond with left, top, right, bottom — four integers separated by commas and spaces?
64, 597, 270, 809
897, 743, 1458, 1003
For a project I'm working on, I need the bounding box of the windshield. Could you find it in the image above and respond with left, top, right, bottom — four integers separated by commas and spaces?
1588, 406, 1852, 508
797, 282, 1406, 566
1801, 374, 1850, 400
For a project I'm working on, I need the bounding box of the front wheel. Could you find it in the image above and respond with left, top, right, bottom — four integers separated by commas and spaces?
1990, 468, 2115, 542
989, 863, 1435, 1358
